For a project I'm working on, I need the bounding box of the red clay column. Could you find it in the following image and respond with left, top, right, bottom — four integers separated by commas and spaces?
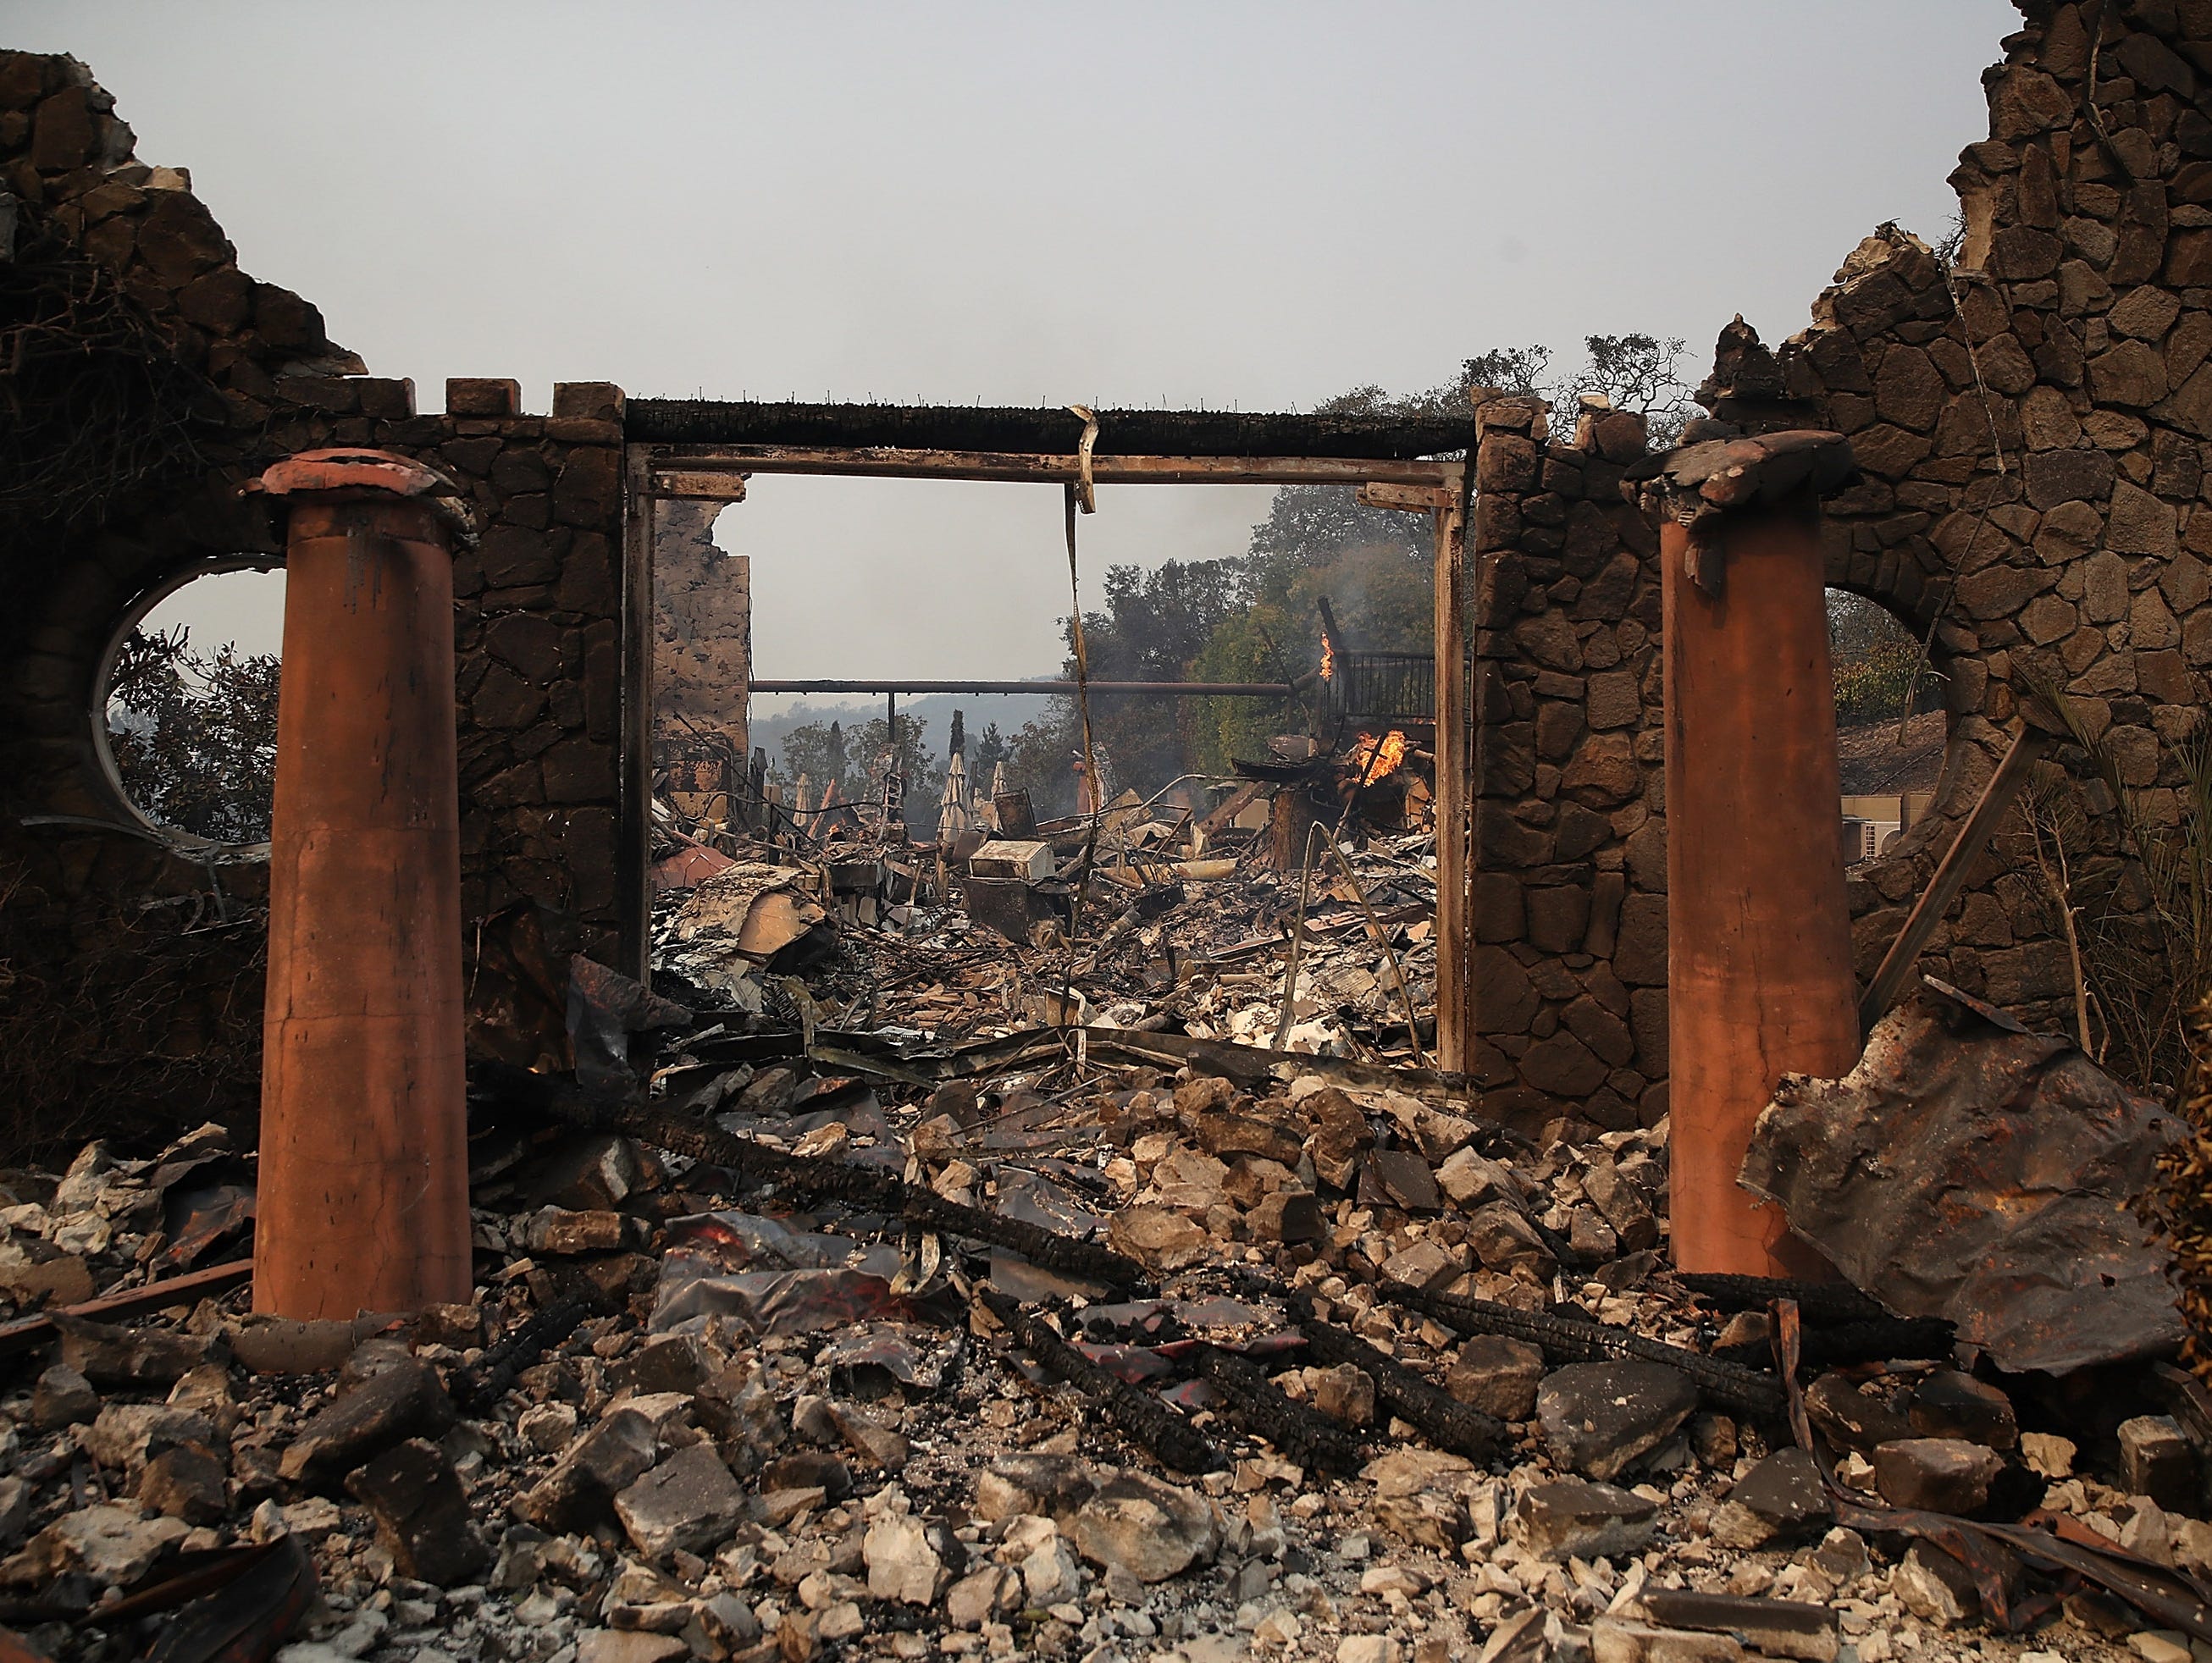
1645, 431, 1861, 1277
251, 450, 474, 1319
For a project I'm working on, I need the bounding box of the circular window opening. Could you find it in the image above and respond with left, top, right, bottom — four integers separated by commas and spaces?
1829, 588, 1946, 864
97, 561, 285, 850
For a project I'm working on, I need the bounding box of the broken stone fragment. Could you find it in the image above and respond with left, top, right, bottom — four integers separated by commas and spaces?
1802, 1373, 1911, 1456
0, 1252, 92, 1309
1510, 1478, 1659, 1561
761, 1450, 853, 1500
1871, 1438, 2005, 1514
53, 1314, 214, 1388
606, 1334, 722, 1397
1363, 1148, 1441, 1213
346, 1437, 492, 1586
1445, 1335, 1546, 1422
1463, 1202, 1556, 1280
1313, 1363, 1375, 1428
1889, 1540, 1977, 1625
1066, 1472, 1219, 1583
412, 1301, 484, 1349
1436, 1146, 1518, 1208
1636, 1589, 1839, 1663
80, 1403, 215, 1475
863, 1509, 945, 1605
2121, 1414, 2198, 1512
1706, 1448, 1831, 1550
1197, 1110, 1304, 1168
278, 1356, 456, 1486
1906, 1369, 2017, 1450
827, 1400, 908, 1472
1373, 1489, 1472, 1553
512, 1405, 659, 1531
30, 1362, 99, 1430
1247, 1188, 1324, 1243
1536, 1361, 1698, 1483
971, 1453, 1100, 1524
516, 1401, 578, 1454
1380, 1239, 1459, 1291
1106, 1204, 1208, 1271
943, 1563, 1017, 1628
226, 1316, 369, 1375
1, 1503, 189, 1588
524, 1206, 639, 1256
522, 1131, 644, 1211
1589, 1618, 1745, 1663
574, 1629, 688, 1663
137, 1441, 229, 1524
1303, 1089, 1373, 1191
614, 1441, 746, 1558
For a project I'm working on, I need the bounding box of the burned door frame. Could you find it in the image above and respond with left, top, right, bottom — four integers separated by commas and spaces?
617, 415, 1474, 1073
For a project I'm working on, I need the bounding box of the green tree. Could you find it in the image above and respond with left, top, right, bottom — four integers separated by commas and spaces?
1828, 589, 1939, 724
105, 624, 279, 843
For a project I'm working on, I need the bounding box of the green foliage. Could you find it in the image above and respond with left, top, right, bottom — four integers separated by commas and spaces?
1828, 589, 1940, 724
105, 625, 279, 844
1040, 340, 1699, 793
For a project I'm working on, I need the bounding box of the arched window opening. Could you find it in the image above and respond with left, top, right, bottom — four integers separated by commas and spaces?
97, 562, 285, 849
1829, 588, 1944, 865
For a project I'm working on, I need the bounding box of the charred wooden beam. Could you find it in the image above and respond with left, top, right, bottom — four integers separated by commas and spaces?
1383, 1281, 1786, 1419
622, 1108, 1148, 1290
1671, 1273, 1889, 1327
750, 678, 1299, 698
1298, 1318, 1504, 1460
627, 401, 1472, 461
645, 448, 1459, 491
452, 1293, 598, 1412
1194, 1343, 1363, 1476
988, 1296, 1219, 1473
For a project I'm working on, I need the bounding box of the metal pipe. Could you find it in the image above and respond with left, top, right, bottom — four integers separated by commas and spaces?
749, 678, 1302, 697
1662, 494, 1858, 1279
251, 450, 473, 1319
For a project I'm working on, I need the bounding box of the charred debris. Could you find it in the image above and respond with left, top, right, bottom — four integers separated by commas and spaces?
0, 757, 2206, 1663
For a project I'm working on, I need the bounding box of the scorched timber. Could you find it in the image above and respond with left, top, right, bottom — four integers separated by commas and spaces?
625, 400, 1472, 460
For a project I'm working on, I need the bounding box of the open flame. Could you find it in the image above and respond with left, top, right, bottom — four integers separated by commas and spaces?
1347, 729, 1409, 783
1319, 634, 1336, 682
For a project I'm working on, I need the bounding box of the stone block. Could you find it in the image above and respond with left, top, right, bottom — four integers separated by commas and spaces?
553, 382, 626, 421
447, 378, 522, 417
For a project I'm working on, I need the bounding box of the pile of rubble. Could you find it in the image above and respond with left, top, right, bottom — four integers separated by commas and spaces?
650, 733, 1445, 1070
0, 939, 2206, 1663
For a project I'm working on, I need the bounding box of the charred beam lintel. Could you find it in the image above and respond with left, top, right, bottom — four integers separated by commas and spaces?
626, 401, 1472, 461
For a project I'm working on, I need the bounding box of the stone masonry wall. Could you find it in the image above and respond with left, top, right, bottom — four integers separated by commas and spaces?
0, 53, 632, 1152
1736, 0, 2212, 1039
1468, 398, 1670, 1138
653, 498, 752, 761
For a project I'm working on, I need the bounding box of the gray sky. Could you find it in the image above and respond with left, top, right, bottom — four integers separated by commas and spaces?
13, 0, 2016, 704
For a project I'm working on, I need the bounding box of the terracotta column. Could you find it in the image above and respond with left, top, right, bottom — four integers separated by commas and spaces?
251, 450, 474, 1319
1645, 431, 1861, 1276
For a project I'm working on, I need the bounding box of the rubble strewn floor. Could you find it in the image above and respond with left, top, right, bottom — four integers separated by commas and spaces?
0, 798, 2196, 1663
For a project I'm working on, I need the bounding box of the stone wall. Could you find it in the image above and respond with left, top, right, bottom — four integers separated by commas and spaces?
652, 498, 751, 760
1468, 398, 1670, 1137
1730, 0, 2212, 1044
0, 53, 633, 1153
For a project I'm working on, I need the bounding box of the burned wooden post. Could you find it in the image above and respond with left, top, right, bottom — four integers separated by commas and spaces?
1631, 430, 1861, 1278
246, 450, 476, 1319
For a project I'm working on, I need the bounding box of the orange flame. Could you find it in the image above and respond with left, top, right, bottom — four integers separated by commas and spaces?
1348, 729, 1409, 782
1319, 635, 1335, 682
